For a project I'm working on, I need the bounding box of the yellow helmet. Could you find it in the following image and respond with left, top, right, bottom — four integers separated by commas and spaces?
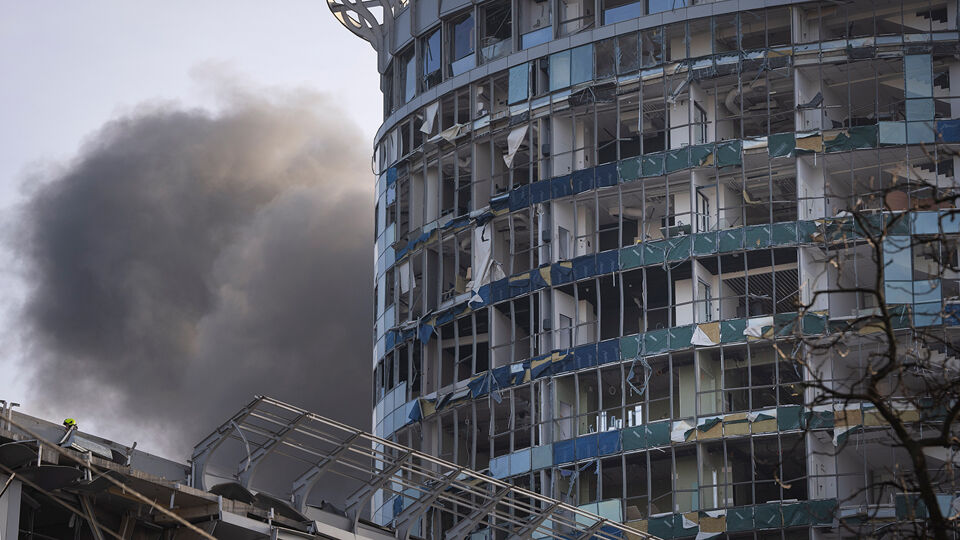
63, 418, 76, 428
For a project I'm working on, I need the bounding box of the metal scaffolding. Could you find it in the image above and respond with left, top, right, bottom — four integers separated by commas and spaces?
191, 395, 656, 539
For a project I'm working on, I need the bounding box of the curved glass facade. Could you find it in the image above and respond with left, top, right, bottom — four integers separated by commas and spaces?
338, 0, 960, 536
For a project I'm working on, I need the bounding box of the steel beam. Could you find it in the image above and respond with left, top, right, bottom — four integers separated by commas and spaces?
506, 502, 560, 540
442, 486, 511, 540
237, 412, 309, 488
292, 431, 363, 512
393, 468, 463, 540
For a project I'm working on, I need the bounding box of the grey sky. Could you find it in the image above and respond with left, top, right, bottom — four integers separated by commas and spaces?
0, 2, 381, 458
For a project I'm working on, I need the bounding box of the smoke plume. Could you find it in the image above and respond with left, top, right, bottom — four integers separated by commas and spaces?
15, 83, 374, 484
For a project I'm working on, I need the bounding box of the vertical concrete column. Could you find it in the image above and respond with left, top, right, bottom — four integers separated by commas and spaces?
0, 474, 21, 540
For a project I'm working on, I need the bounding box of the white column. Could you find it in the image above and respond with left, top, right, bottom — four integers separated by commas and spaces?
0, 474, 21, 540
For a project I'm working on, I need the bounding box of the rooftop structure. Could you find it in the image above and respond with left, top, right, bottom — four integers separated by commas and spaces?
328, 0, 960, 536
0, 397, 646, 539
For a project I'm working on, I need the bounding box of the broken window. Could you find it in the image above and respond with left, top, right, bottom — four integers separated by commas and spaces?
519, 0, 552, 50
396, 46, 416, 106
621, 269, 644, 335
447, 11, 475, 77
558, 0, 594, 37
597, 105, 617, 164
472, 139, 493, 207
439, 230, 472, 303
456, 145, 472, 213
440, 94, 456, 133
618, 92, 641, 160
649, 449, 673, 513
599, 366, 624, 430
693, 101, 708, 145
577, 370, 600, 435
553, 374, 576, 440
574, 195, 597, 256
624, 453, 649, 520
713, 13, 738, 54
422, 28, 443, 91
688, 18, 711, 57
382, 66, 394, 117
617, 32, 639, 75
673, 445, 698, 512
598, 274, 621, 339
739, 10, 765, 50
641, 80, 666, 153
367, 1, 960, 521
640, 26, 663, 68
550, 109, 590, 176
533, 56, 551, 97
479, 0, 511, 63
399, 119, 412, 157
594, 38, 615, 80
766, 6, 792, 47
491, 297, 535, 366
597, 191, 626, 251
663, 21, 686, 63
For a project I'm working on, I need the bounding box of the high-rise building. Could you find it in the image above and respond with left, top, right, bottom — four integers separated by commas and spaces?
329, 0, 960, 536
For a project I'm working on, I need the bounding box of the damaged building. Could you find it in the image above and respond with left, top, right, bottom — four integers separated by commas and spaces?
328, 0, 960, 536
0, 397, 643, 539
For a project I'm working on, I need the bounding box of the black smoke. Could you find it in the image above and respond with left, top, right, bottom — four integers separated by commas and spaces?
15, 87, 374, 492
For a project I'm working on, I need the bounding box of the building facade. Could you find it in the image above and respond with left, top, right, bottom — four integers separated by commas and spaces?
328, 0, 960, 536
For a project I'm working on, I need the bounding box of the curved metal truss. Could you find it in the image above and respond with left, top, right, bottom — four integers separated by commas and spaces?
191, 395, 658, 540
326, 0, 400, 54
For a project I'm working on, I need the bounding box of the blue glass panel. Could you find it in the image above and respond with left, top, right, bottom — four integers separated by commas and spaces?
404, 54, 416, 103
490, 455, 510, 478
596, 499, 623, 521
550, 50, 571, 91
884, 281, 914, 304
452, 14, 475, 61
878, 121, 906, 145
522, 27, 553, 49
598, 338, 620, 364
529, 179, 551, 204
937, 119, 960, 142
574, 343, 598, 368
573, 254, 598, 279
647, 0, 687, 14
904, 55, 932, 99
509, 63, 529, 105
915, 301, 942, 327
604, 2, 643, 24
509, 184, 530, 211
576, 343, 599, 369
906, 99, 935, 121
913, 212, 940, 234
907, 121, 937, 143
597, 431, 621, 455
942, 212, 960, 233
423, 30, 442, 80
883, 236, 912, 281
571, 45, 593, 85
510, 448, 532, 476
451, 54, 476, 76
575, 433, 598, 459
553, 439, 576, 464
532, 445, 553, 469
914, 279, 941, 303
